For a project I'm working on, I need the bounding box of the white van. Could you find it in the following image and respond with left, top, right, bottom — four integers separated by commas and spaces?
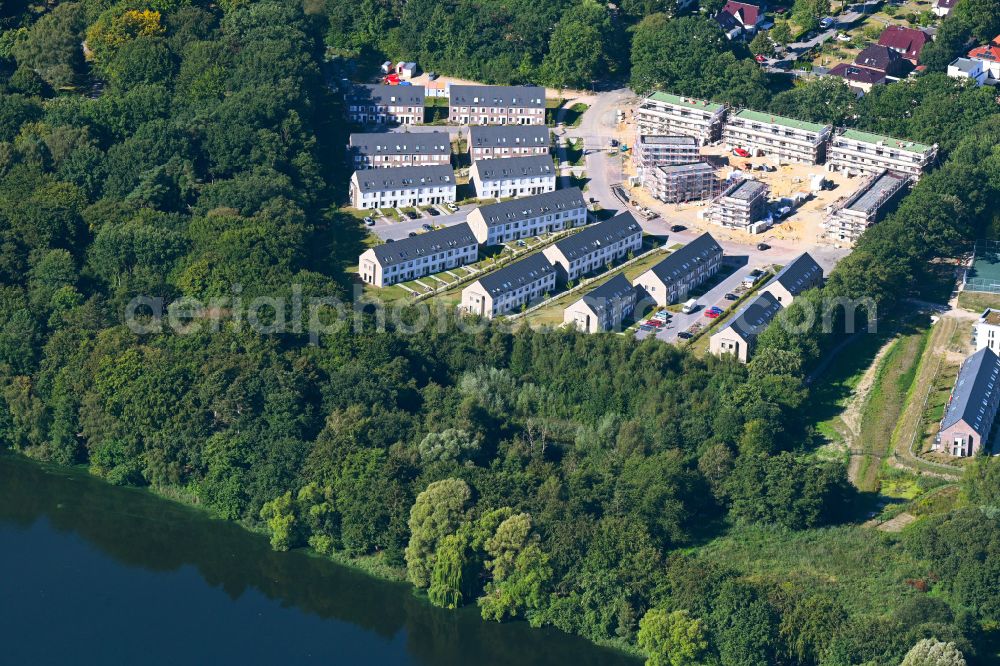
681, 299, 698, 314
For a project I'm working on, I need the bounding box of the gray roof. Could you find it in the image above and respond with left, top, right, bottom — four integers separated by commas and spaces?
348, 84, 425, 107
725, 291, 783, 342
941, 347, 1000, 436
474, 155, 554, 181
767, 252, 823, 297
475, 253, 555, 297
550, 212, 641, 262
449, 85, 545, 108
469, 125, 550, 149
349, 132, 451, 157
638, 135, 698, 147
353, 165, 455, 194
474, 188, 586, 228
949, 57, 982, 74
646, 232, 723, 283
580, 274, 635, 314
657, 161, 716, 176
844, 170, 909, 213
722, 178, 768, 201
370, 223, 477, 267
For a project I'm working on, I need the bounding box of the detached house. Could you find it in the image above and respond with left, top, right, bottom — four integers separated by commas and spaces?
563, 274, 637, 333
542, 212, 643, 283
449, 85, 545, 126
465, 188, 587, 245
709, 291, 784, 363
936, 347, 1000, 457
467, 126, 550, 162
967, 36, 1000, 85
933, 0, 958, 16
634, 233, 724, 306
349, 164, 456, 210
878, 26, 929, 64
347, 84, 425, 126
461, 253, 556, 318
358, 223, 478, 287
469, 155, 556, 199
854, 44, 911, 78
715, 1, 764, 39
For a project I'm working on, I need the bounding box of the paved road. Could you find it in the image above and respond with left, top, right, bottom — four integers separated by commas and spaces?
371, 203, 478, 241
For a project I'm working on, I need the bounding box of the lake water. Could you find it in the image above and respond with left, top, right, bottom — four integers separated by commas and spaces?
0, 454, 639, 665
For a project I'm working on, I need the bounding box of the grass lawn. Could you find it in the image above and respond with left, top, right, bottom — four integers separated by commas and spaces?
562, 139, 585, 167
957, 289, 1000, 313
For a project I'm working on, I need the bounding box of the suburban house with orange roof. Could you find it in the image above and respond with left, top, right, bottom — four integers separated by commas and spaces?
715, 1, 764, 39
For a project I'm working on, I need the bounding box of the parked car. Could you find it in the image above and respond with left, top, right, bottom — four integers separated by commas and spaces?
610, 139, 619, 148
724, 292, 738, 301
426, 207, 439, 216
653, 311, 670, 322
639, 324, 655, 332
427, 72, 439, 80
386, 238, 395, 243
405, 211, 419, 220
670, 224, 686, 232
709, 306, 723, 313
681, 299, 699, 314
445, 203, 458, 211
775, 206, 793, 219
755, 54, 767, 63
733, 147, 751, 158
756, 242, 771, 251
678, 331, 693, 339
645, 319, 665, 328
408, 231, 418, 237
363, 216, 374, 225
819, 17, 834, 28
705, 310, 720, 319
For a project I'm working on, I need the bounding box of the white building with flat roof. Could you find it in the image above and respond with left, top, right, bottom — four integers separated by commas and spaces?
824, 170, 911, 245
724, 109, 832, 164
827, 129, 937, 179
636, 93, 726, 145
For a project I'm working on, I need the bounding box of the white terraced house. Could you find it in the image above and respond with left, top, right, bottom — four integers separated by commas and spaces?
636, 93, 726, 145
465, 188, 587, 245
563, 274, 637, 334
467, 125, 550, 162
825, 170, 911, 244
349, 165, 456, 210
449, 85, 546, 126
827, 129, 937, 179
634, 233, 724, 306
724, 109, 832, 164
347, 84, 425, 126
461, 253, 556, 319
358, 223, 478, 287
469, 155, 556, 200
348, 132, 451, 169
542, 212, 643, 283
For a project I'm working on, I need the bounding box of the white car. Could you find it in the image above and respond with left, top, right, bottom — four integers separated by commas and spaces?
819, 17, 834, 28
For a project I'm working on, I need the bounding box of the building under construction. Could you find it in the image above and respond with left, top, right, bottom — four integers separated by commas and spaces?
648, 161, 721, 204
824, 169, 911, 245
708, 178, 770, 231
634, 135, 700, 169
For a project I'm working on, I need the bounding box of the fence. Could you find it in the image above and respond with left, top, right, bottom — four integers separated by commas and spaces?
964, 240, 1000, 294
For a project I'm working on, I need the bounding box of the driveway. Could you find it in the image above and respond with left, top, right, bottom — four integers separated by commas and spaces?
371, 204, 478, 241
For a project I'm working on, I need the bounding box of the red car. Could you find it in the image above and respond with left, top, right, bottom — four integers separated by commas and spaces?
755, 54, 767, 63
733, 147, 751, 158
645, 319, 665, 328
704, 310, 720, 319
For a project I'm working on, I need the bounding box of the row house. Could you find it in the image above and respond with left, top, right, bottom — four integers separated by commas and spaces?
469, 155, 556, 200
634, 233, 724, 306
936, 347, 1000, 457
709, 291, 784, 363
449, 85, 546, 126
724, 109, 832, 164
636, 92, 726, 145
647, 161, 721, 203
467, 126, 550, 162
347, 84, 425, 126
465, 188, 587, 245
563, 274, 637, 333
358, 223, 478, 287
542, 212, 643, 283
824, 170, 911, 245
827, 128, 937, 179
349, 164, 456, 210
762, 252, 824, 305
348, 131, 451, 169
708, 178, 770, 230
461, 253, 556, 318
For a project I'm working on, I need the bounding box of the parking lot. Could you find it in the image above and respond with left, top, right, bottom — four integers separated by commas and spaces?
369, 202, 477, 241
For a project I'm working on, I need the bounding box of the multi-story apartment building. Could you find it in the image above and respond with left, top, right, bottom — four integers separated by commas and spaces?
542, 212, 643, 283
563, 274, 637, 333
465, 188, 587, 245
347, 84, 425, 126
636, 92, 726, 145
824, 170, 911, 245
348, 132, 451, 169
349, 165, 456, 210
710, 291, 784, 363
469, 155, 556, 200
358, 223, 478, 287
974, 308, 1000, 354
461, 253, 556, 318
647, 161, 721, 203
708, 178, 770, 230
724, 109, 832, 164
634, 232, 724, 306
467, 126, 550, 162
827, 128, 937, 179
449, 85, 546, 126
936, 347, 1000, 457
633, 135, 700, 169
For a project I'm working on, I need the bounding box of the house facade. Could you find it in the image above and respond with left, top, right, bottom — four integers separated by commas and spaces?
633, 135, 700, 169
350, 164, 456, 210
723, 109, 832, 164
542, 212, 643, 283
967, 37, 1000, 85
348, 131, 451, 169
933, 0, 958, 16
636, 93, 726, 145
715, 1, 764, 39
878, 26, 929, 64
974, 309, 1000, 354
762, 252, 824, 304
563, 274, 637, 333
824, 170, 911, 244
347, 84, 425, 126
827, 128, 937, 178
449, 85, 545, 126
466, 188, 587, 245
461, 253, 556, 318
947, 57, 987, 85
647, 161, 722, 203
469, 155, 556, 200
467, 125, 550, 162
634, 233, 724, 306
936, 347, 1000, 457
358, 223, 478, 287
708, 178, 770, 230
854, 44, 912, 78
828, 63, 888, 93
710, 291, 784, 363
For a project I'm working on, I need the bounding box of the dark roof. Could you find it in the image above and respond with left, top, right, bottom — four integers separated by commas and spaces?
767, 252, 823, 297
469, 125, 550, 149
580, 274, 635, 314
353, 164, 455, 194
935, 0, 958, 8
843, 170, 910, 213
878, 26, 928, 59
855, 44, 905, 72
474, 188, 586, 228
941, 347, 1000, 436
725, 291, 783, 342
715, 10, 742, 31
370, 223, 477, 267
349, 131, 450, 157
550, 212, 641, 262
449, 85, 545, 108
473, 155, 554, 181
348, 84, 425, 106
657, 161, 716, 176
830, 63, 887, 86
638, 135, 698, 147
722, 179, 768, 201
475, 253, 555, 297
646, 233, 723, 284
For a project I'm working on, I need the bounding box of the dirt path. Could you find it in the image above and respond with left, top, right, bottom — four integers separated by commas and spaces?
842, 337, 897, 485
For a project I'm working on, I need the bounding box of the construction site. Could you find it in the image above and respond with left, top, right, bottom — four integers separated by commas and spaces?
823, 170, 911, 245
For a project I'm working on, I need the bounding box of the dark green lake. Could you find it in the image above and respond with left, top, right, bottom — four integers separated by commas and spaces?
0, 454, 638, 665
